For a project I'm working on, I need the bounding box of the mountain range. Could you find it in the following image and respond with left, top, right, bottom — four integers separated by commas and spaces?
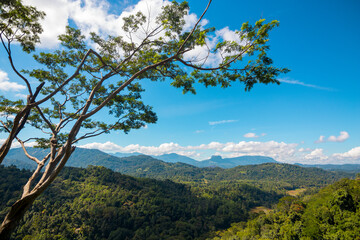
2, 147, 360, 175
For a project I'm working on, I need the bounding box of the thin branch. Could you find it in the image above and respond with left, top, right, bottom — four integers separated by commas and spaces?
0, 119, 41, 164
83, 54, 177, 120
18, 139, 41, 165
176, 0, 212, 55
176, 42, 255, 71
35, 105, 56, 134
72, 118, 124, 144
32, 49, 100, 106
7, 44, 33, 96
57, 106, 85, 131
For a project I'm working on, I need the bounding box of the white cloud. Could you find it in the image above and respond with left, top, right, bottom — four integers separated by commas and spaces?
0, 138, 37, 148
298, 147, 312, 152
80, 141, 197, 158
243, 132, 257, 138
15, 93, 28, 99
79, 140, 299, 162
315, 135, 325, 143
243, 132, 266, 138
278, 78, 333, 91
332, 146, 360, 161
22, 0, 199, 48
297, 146, 360, 164
24, 0, 75, 48
209, 119, 237, 126
183, 26, 244, 66
328, 131, 349, 142
315, 131, 350, 143
23, 0, 171, 47
0, 70, 26, 92
194, 130, 204, 134
304, 148, 328, 161
23, 0, 240, 67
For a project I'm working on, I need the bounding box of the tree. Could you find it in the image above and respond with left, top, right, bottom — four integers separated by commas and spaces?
0, 0, 289, 238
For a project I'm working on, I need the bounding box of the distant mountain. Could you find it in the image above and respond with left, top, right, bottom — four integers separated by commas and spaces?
154, 153, 199, 165
81, 151, 278, 169
3, 147, 167, 172
3, 148, 47, 170
195, 155, 278, 168
296, 163, 360, 173
110, 152, 144, 158
2, 148, 354, 189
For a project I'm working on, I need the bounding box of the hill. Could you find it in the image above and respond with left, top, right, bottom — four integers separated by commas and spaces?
213, 177, 360, 239
111, 152, 278, 168
215, 163, 350, 188
2, 148, 353, 190
0, 165, 281, 239
196, 155, 278, 168
154, 153, 199, 165
297, 163, 360, 173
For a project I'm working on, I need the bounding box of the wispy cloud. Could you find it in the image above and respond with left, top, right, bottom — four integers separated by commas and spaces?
279, 78, 334, 91
209, 120, 238, 126
243, 132, 266, 138
315, 131, 349, 143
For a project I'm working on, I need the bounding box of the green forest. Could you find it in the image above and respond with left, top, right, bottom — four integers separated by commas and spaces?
1, 0, 359, 239
1, 163, 359, 239
213, 178, 360, 240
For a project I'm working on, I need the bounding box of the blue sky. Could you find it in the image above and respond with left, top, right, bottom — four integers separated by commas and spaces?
0, 0, 359, 164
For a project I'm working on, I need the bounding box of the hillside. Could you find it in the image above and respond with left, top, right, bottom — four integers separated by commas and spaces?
154, 153, 200, 165
297, 163, 360, 173
2, 148, 353, 191
214, 163, 350, 188
213, 177, 360, 239
195, 155, 277, 168
0, 165, 281, 240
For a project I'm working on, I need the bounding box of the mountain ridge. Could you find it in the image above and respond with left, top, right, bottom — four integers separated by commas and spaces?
2, 148, 360, 176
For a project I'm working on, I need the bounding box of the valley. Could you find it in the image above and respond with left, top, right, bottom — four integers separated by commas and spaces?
1, 148, 359, 239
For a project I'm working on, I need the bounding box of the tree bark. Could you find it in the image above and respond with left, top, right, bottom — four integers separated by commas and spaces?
0, 193, 39, 240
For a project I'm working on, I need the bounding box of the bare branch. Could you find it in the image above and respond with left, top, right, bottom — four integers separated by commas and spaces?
35, 106, 56, 134
18, 139, 41, 165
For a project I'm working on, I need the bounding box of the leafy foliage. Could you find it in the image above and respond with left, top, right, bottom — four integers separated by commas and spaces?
0, 1, 289, 238
213, 178, 360, 240
0, 165, 281, 240
0, 0, 45, 53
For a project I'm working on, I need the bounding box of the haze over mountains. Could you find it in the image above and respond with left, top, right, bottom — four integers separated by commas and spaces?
3, 147, 277, 169
2, 147, 360, 173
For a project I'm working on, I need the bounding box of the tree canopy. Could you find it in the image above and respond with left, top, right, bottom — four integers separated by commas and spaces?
0, 0, 288, 238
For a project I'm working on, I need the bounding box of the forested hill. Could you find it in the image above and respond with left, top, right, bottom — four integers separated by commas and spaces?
213, 177, 360, 239
3, 147, 278, 170
2, 148, 353, 189
154, 154, 277, 168
0, 165, 281, 240
297, 163, 360, 173
214, 163, 349, 188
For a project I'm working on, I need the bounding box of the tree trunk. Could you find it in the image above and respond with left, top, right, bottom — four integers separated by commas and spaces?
0, 194, 38, 240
